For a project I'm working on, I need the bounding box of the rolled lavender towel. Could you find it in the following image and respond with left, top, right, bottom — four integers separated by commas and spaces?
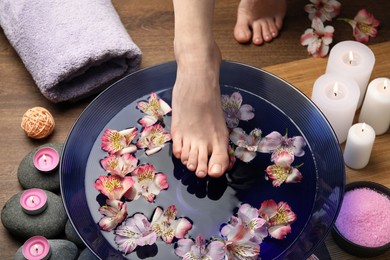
0, 0, 142, 103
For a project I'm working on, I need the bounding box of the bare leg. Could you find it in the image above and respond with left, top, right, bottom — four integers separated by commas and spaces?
172, 0, 229, 178
234, 0, 287, 45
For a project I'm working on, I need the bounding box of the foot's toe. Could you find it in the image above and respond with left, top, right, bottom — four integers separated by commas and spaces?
251, 21, 263, 45
196, 147, 208, 178
275, 16, 284, 30
180, 141, 190, 165
260, 21, 273, 42
187, 146, 199, 172
267, 19, 279, 38
208, 148, 229, 178
172, 133, 183, 159
234, 12, 252, 43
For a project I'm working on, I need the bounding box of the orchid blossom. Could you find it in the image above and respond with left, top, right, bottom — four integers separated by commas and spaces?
137, 92, 172, 127
339, 9, 380, 43
229, 128, 262, 163
94, 175, 134, 200
221, 203, 267, 245
265, 164, 303, 187
151, 205, 192, 244
221, 92, 255, 128
101, 128, 138, 155
136, 124, 172, 155
258, 130, 306, 157
124, 164, 169, 202
300, 17, 334, 58
175, 235, 225, 260
98, 199, 127, 231
258, 200, 297, 240
114, 213, 157, 254
304, 0, 341, 22
100, 153, 138, 177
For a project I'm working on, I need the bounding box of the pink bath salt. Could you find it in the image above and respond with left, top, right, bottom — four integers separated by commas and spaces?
335, 187, 390, 247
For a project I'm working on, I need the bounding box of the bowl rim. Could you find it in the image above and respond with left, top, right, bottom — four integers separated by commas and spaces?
332, 181, 390, 257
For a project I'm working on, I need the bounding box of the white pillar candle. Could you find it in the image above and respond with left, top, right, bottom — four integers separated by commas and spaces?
343, 123, 376, 169
326, 41, 375, 108
359, 78, 390, 135
311, 73, 360, 143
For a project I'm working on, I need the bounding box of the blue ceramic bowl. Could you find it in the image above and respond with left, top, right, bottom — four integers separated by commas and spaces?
61, 61, 345, 259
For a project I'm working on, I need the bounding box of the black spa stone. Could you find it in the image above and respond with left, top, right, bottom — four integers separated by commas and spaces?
1, 190, 67, 239
17, 143, 63, 192
15, 239, 79, 260
65, 219, 85, 248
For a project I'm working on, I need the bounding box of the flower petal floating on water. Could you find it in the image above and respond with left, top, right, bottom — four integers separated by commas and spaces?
94, 175, 134, 200
175, 235, 225, 260
230, 128, 262, 163
221, 92, 255, 129
258, 130, 306, 157
258, 200, 297, 240
100, 153, 138, 177
137, 92, 172, 127
98, 199, 127, 231
101, 128, 138, 155
271, 146, 295, 168
137, 124, 172, 155
114, 213, 157, 254
304, 0, 341, 22
300, 17, 334, 58
151, 205, 192, 244
339, 9, 380, 43
265, 164, 303, 187
124, 164, 169, 202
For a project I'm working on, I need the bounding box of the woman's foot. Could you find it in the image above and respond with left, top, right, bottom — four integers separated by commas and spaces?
234, 0, 287, 45
171, 42, 229, 178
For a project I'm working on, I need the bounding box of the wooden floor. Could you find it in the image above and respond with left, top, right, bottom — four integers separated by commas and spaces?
1, 0, 389, 259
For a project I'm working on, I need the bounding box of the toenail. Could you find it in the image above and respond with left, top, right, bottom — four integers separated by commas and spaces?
183, 160, 187, 165
265, 35, 270, 40
188, 164, 195, 170
272, 32, 277, 37
197, 171, 206, 177
210, 164, 222, 174
254, 37, 261, 43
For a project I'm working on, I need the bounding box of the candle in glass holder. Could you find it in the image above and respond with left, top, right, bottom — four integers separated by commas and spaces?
326, 41, 375, 108
22, 236, 52, 260
33, 147, 59, 172
359, 78, 390, 135
343, 123, 376, 169
311, 73, 360, 143
19, 188, 48, 215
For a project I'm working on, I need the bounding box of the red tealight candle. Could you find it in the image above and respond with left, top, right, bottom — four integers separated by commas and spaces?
33, 147, 59, 172
20, 188, 48, 215
22, 236, 51, 260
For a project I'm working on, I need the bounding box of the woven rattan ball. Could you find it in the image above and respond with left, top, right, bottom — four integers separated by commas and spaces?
21, 107, 55, 139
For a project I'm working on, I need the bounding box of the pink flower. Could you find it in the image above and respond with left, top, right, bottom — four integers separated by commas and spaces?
339, 9, 380, 43
229, 128, 262, 163
137, 92, 172, 127
98, 199, 127, 231
175, 235, 225, 260
94, 175, 134, 200
221, 92, 255, 128
124, 164, 169, 202
258, 130, 306, 157
100, 153, 138, 177
221, 203, 267, 245
271, 147, 295, 168
136, 124, 172, 155
265, 164, 303, 187
114, 213, 157, 254
304, 0, 341, 22
301, 17, 334, 58
101, 128, 138, 155
151, 205, 192, 244
258, 200, 297, 240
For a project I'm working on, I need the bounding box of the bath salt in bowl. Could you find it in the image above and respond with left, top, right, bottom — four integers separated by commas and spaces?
332, 181, 390, 257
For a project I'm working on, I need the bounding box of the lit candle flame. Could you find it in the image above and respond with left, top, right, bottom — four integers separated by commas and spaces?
385, 79, 388, 90
362, 122, 366, 132
349, 51, 354, 65
333, 82, 339, 97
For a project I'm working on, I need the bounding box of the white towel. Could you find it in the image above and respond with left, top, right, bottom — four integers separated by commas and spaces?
0, 0, 142, 102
